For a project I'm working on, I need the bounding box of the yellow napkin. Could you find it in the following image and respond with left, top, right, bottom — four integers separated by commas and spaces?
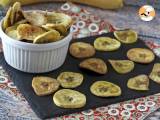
0, 0, 123, 9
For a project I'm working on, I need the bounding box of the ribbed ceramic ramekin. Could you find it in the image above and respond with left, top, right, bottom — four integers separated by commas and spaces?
0, 20, 72, 73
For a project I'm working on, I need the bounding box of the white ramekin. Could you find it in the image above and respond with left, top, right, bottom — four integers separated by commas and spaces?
0, 20, 72, 73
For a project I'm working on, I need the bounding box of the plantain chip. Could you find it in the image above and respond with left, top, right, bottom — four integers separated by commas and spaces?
42, 24, 67, 36
32, 76, 60, 96
23, 11, 47, 26
127, 48, 155, 64
2, 7, 12, 30
94, 37, 121, 51
33, 30, 61, 44
53, 89, 86, 108
79, 58, 107, 74
90, 81, 121, 97
149, 63, 160, 84
10, 2, 24, 25
46, 12, 73, 29
69, 42, 95, 58
114, 29, 138, 44
17, 24, 45, 41
109, 60, 134, 74
5, 25, 19, 40
127, 74, 149, 91
57, 72, 84, 88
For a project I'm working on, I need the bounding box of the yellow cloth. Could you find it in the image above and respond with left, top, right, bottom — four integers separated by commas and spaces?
0, 0, 123, 9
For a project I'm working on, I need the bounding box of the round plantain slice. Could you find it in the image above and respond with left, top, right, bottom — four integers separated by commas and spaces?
5, 25, 19, 40
149, 63, 160, 84
46, 12, 73, 29
90, 81, 121, 97
94, 37, 121, 51
114, 29, 138, 44
32, 76, 60, 96
5, 20, 27, 40
2, 7, 12, 30
33, 30, 61, 44
127, 48, 155, 64
42, 24, 67, 36
53, 89, 86, 108
109, 60, 134, 74
127, 74, 149, 91
79, 58, 107, 74
17, 24, 46, 41
69, 42, 95, 58
57, 72, 83, 88
23, 11, 47, 26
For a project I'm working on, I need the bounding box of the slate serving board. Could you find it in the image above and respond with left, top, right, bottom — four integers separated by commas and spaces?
1, 32, 160, 119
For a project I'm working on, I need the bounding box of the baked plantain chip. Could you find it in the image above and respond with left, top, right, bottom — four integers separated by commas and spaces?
23, 11, 47, 26
17, 24, 45, 41
127, 48, 155, 64
94, 37, 121, 51
2, 7, 12, 30
32, 76, 60, 96
33, 30, 61, 44
109, 60, 134, 74
127, 74, 149, 91
90, 81, 121, 97
57, 72, 83, 88
79, 58, 107, 74
149, 63, 160, 84
42, 24, 67, 36
69, 42, 95, 58
46, 12, 73, 29
53, 89, 86, 108
10, 2, 24, 25
5, 25, 19, 40
114, 29, 138, 44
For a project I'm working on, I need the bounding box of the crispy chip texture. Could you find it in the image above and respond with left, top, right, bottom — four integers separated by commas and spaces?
2, 7, 12, 30
3, 2, 72, 44
17, 24, 45, 41
33, 30, 61, 44
23, 11, 47, 26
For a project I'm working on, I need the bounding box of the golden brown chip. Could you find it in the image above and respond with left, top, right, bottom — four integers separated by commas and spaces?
149, 63, 160, 84
127, 48, 155, 64
53, 89, 86, 108
94, 37, 121, 51
79, 58, 107, 74
5, 19, 27, 40
32, 76, 60, 96
69, 42, 95, 58
127, 74, 149, 91
23, 11, 47, 26
33, 30, 61, 44
57, 72, 84, 88
2, 7, 12, 30
42, 24, 67, 36
46, 12, 73, 29
90, 81, 121, 97
5, 25, 19, 40
17, 24, 45, 41
114, 29, 138, 44
109, 60, 134, 74
10, 2, 24, 25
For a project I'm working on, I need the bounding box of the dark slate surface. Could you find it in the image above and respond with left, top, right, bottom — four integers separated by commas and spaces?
1, 32, 160, 119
